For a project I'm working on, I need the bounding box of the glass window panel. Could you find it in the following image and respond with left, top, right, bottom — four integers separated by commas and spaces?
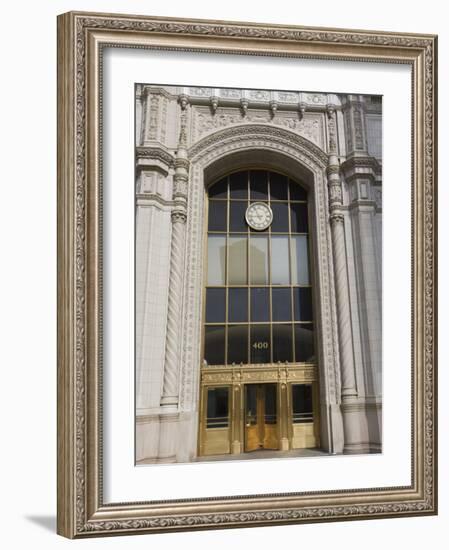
228, 236, 247, 284
269, 172, 288, 200
207, 235, 226, 285
208, 177, 228, 198
249, 236, 268, 284
294, 323, 315, 362
291, 235, 310, 285
245, 385, 257, 424
227, 325, 248, 364
228, 288, 248, 322
272, 288, 292, 321
207, 387, 229, 428
250, 324, 271, 363
291, 203, 309, 233
206, 288, 226, 323
229, 171, 248, 199
292, 384, 313, 423
250, 288, 270, 322
229, 201, 247, 232
271, 235, 290, 285
270, 202, 289, 232
293, 287, 313, 321
289, 180, 307, 201
204, 325, 225, 365
208, 200, 227, 232
250, 170, 268, 199
264, 385, 277, 424
273, 324, 293, 362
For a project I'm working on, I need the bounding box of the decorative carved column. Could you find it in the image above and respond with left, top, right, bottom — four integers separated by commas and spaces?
326, 105, 359, 452
158, 98, 189, 459
160, 102, 189, 408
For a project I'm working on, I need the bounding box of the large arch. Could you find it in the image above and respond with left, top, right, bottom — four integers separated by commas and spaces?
175, 124, 345, 460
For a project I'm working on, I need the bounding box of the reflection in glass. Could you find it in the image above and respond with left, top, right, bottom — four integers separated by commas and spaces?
289, 181, 307, 201
208, 200, 227, 232
250, 170, 268, 199
228, 288, 248, 322
271, 235, 290, 284
291, 235, 310, 285
207, 387, 229, 428
292, 384, 313, 423
273, 324, 293, 362
270, 203, 289, 232
291, 203, 308, 233
249, 236, 268, 284
229, 171, 248, 199
250, 324, 271, 363
245, 385, 257, 424
264, 384, 277, 424
228, 325, 248, 364
208, 177, 228, 198
205, 288, 226, 323
272, 288, 292, 321
250, 288, 269, 322
269, 172, 288, 200
207, 235, 226, 285
293, 287, 313, 321
228, 236, 247, 284
229, 201, 247, 232
294, 323, 314, 362
204, 325, 225, 365
205, 170, 315, 368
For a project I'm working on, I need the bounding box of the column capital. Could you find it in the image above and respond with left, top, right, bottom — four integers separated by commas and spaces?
171, 209, 187, 224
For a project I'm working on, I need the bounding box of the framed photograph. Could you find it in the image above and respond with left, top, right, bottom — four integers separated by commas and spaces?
57, 11, 437, 538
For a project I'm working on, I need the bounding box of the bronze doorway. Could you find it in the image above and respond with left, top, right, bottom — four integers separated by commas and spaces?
244, 384, 278, 452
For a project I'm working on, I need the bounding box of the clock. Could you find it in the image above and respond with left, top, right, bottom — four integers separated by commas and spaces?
245, 202, 273, 231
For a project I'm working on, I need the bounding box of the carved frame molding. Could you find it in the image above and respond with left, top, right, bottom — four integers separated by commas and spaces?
57, 11, 437, 538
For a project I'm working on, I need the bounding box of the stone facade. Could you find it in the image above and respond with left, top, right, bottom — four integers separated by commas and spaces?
135, 85, 382, 463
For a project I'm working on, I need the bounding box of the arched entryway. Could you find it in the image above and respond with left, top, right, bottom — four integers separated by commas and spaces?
176, 124, 344, 460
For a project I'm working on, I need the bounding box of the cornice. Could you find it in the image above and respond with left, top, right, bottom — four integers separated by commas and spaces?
136, 146, 175, 169
340, 155, 382, 176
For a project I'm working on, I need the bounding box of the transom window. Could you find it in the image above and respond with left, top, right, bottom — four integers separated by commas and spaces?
204, 170, 315, 366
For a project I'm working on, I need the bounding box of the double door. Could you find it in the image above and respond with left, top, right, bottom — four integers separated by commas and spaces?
244, 384, 278, 452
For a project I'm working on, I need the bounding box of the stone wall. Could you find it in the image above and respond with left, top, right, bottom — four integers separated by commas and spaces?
135, 85, 383, 462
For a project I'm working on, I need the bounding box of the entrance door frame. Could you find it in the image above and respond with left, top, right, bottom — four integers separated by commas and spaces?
189, 125, 341, 458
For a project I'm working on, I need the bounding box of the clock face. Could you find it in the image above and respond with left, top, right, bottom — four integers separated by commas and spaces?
245, 202, 273, 231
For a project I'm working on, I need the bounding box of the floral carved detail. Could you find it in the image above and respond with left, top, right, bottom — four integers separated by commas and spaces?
189, 124, 328, 165
82, 499, 433, 533
278, 92, 299, 102
192, 108, 324, 147
353, 108, 365, 150
147, 95, 159, 140
81, 15, 433, 49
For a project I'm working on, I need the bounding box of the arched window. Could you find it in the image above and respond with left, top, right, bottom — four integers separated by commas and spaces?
203, 169, 314, 367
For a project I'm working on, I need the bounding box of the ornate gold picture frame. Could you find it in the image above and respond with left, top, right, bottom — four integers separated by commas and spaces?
57, 11, 437, 538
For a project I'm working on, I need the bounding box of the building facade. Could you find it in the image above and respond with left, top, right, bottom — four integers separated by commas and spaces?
135, 85, 382, 463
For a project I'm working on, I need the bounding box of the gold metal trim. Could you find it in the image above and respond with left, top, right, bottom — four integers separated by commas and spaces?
57, 10, 437, 538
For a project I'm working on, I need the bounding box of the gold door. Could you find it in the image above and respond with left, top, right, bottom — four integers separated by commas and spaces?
244, 384, 278, 452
